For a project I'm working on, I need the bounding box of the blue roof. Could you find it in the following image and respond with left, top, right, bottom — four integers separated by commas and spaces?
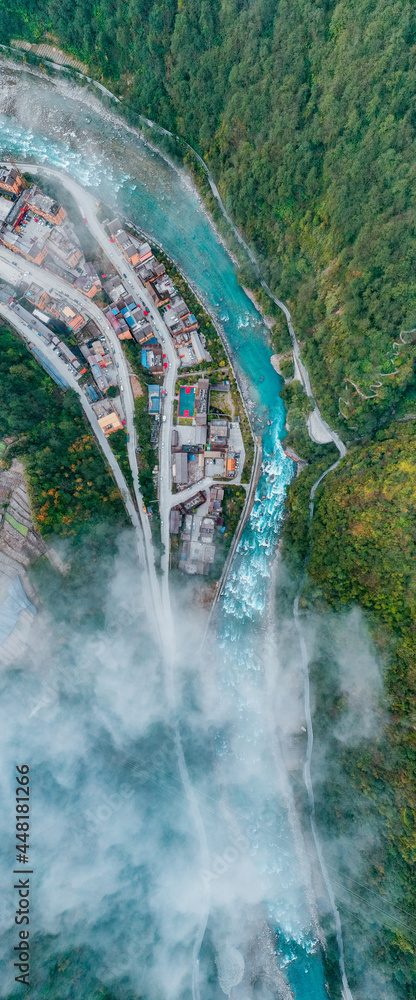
31, 347, 68, 388
126, 315, 135, 327
141, 350, 149, 368
189, 314, 197, 324
86, 385, 99, 401
148, 385, 160, 413
120, 307, 128, 315
112, 308, 118, 314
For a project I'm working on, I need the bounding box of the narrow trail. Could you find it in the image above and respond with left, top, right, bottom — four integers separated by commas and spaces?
292, 450, 353, 1000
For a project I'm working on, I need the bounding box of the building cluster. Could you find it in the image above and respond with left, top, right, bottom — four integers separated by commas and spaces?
103, 274, 164, 373
0, 165, 101, 296
3, 295, 88, 386
79, 335, 118, 395
105, 218, 211, 368
19, 280, 120, 400
90, 398, 124, 437
169, 484, 227, 576
172, 379, 241, 489
25, 283, 86, 332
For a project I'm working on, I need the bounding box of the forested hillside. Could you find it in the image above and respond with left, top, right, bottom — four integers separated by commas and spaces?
1, 0, 416, 996
3, 0, 416, 432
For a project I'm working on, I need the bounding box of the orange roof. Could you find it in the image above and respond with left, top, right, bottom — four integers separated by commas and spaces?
98, 411, 123, 436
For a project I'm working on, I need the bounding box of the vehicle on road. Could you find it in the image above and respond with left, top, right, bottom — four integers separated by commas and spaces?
122, 419, 127, 426
126, 433, 130, 442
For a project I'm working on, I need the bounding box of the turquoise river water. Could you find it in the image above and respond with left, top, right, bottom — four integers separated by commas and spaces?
0, 66, 331, 1000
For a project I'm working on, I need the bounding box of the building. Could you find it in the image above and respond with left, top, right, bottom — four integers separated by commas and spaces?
108, 220, 152, 266
24, 286, 86, 333
74, 273, 102, 298
145, 278, 171, 308
90, 364, 108, 391
105, 309, 122, 334
91, 340, 105, 356
59, 303, 85, 332
47, 226, 83, 267
196, 379, 209, 422
0, 165, 24, 197
137, 259, 166, 284
176, 491, 206, 515
199, 517, 215, 542
0, 196, 13, 222
0, 216, 50, 265
148, 385, 161, 416
25, 186, 66, 225
174, 452, 188, 486
135, 241, 153, 264
141, 342, 164, 374
132, 321, 155, 345
226, 454, 236, 478
209, 419, 229, 450
104, 276, 128, 302
170, 509, 181, 535
85, 385, 99, 402
191, 331, 207, 363
97, 410, 123, 436
171, 429, 180, 450
58, 342, 81, 368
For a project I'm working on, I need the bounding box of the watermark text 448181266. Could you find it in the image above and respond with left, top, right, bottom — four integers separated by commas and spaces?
13, 765, 31, 986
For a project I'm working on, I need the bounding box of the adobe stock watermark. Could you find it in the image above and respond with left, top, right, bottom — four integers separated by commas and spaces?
201, 833, 250, 885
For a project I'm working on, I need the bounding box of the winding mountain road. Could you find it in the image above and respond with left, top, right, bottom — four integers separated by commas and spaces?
0, 297, 149, 558
16, 162, 179, 590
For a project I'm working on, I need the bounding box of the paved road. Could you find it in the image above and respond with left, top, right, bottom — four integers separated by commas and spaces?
263, 283, 346, 459
0, 243, 165, 622
0, 298, 148, 555
166, 476, 214, 513
16, 162, 178, 589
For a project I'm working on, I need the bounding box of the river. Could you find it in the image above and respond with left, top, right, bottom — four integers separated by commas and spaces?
0, 65, 330, 999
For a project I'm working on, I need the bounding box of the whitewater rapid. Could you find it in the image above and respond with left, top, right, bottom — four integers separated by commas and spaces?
0, 62, 334, 999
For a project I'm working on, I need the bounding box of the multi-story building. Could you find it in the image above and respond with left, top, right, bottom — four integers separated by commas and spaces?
0, 165, 24, 198
25, 187, 66, 225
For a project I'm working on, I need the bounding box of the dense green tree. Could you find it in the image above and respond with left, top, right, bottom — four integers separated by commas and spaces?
2, 0, 416, 992
0, 327, 125, 536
